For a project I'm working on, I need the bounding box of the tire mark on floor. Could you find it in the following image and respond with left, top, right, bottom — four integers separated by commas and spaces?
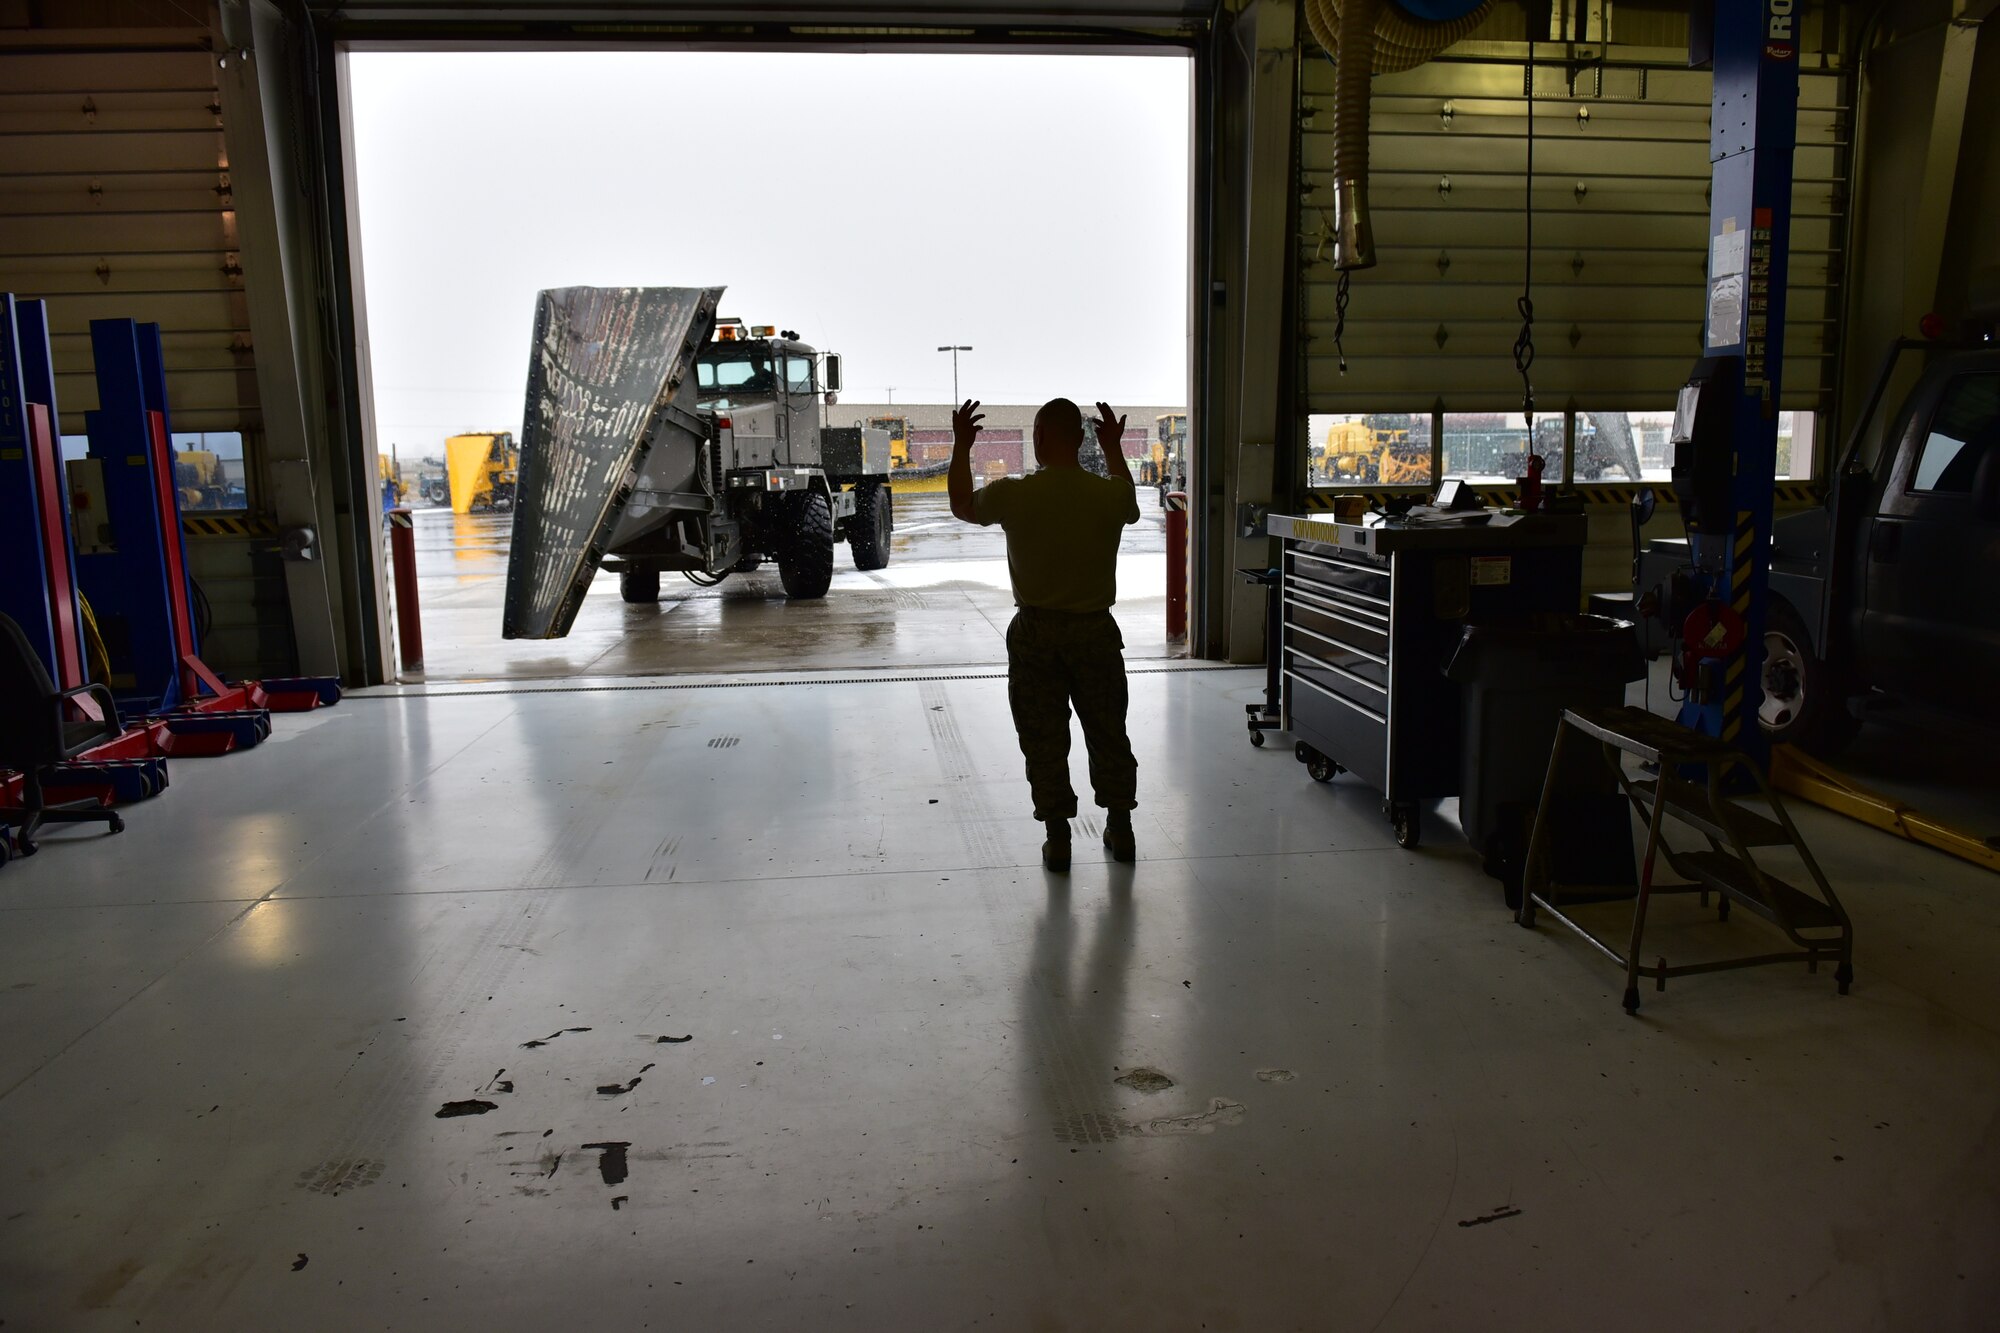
301, 890, 551, 1193
919, 680, 1122, 1143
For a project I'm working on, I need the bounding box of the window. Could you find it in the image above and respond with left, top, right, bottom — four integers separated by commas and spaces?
171, 432, 249, 511
1580, 410, 1817, 484
783, 356, 815, 395
1305, 412, 1432, 487
61, 432, 248, 511
1439, 413, 1539, 485
695, 350, 775, 393
1910, 374, 2000, 493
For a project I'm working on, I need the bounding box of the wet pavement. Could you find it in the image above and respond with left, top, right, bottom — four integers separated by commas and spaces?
393, 489, 1175, 682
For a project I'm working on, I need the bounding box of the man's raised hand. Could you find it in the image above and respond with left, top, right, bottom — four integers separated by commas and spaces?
952, 399, 985, 448
1094, 402, 1127, 448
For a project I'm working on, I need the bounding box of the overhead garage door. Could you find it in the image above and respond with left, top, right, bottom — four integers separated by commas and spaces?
1296, 37, 1850, 420
0, 44, 257, 440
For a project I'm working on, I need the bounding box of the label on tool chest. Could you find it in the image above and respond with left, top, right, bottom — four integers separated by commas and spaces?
1469, 555, 1513, 587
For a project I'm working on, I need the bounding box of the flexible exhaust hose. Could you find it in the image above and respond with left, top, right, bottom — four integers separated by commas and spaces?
1305, 0, 1494, 269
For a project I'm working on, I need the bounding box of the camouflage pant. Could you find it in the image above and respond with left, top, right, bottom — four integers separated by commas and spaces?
1006, 609, 1139, 821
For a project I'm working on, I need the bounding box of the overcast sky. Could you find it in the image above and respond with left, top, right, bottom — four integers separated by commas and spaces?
347, 51, 1191, 454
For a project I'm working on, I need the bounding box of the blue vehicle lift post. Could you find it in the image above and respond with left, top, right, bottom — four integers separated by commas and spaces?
0, 296, 171, 810
1676, 0, 1803, 758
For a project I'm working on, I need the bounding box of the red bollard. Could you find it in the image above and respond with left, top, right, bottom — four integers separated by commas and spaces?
1165, 491, 1188, 641
388, 507, 424, 673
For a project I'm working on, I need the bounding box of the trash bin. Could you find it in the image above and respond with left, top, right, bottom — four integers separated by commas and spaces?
1446, 613, 1645, 909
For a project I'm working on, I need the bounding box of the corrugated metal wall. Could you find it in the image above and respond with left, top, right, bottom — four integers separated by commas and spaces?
1296, 36, 1851, 421
0, 23, 293, 679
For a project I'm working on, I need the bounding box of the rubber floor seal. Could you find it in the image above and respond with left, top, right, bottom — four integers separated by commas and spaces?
354, 662, 1247, 700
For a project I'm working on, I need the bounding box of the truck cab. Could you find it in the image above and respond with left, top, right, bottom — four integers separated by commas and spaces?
1638, 331, 2000, 752
1796, 346, 2000, 728
694, 323, 825, 471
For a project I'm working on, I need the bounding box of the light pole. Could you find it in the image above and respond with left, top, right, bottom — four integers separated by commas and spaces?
937, 345, 972, 404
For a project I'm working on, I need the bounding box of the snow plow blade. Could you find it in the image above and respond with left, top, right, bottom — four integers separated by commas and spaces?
501, 285, 722, 640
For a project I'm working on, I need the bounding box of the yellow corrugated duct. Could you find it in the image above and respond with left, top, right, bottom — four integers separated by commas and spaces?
1303, 0, 1495, 269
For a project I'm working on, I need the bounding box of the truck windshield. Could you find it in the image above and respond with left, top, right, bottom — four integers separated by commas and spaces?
696, 348, 775, 394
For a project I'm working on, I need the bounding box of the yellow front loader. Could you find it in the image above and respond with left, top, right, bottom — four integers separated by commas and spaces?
444, 431, 519, 514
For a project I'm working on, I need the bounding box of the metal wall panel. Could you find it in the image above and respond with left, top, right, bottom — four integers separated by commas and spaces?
0, 47, 255, 437
1297, 45, 1851, 417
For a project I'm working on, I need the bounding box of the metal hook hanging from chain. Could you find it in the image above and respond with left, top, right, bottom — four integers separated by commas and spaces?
1334, 270, 1352, 375
1513, 38, 1537, 433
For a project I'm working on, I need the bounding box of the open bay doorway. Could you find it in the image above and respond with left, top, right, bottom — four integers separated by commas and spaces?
346, 50, 1192, 683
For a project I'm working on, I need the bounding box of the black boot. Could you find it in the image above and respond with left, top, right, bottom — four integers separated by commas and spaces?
1103, 811, 1136, 864
1042, 819, 1072, 872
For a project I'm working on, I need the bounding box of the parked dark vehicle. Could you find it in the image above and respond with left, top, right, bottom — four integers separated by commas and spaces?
1638, 324, 2000, 754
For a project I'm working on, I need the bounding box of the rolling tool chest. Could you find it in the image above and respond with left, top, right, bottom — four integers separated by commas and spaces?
1264, 508, 1587, 847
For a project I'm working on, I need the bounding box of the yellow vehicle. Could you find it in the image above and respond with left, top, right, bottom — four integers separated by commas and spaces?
378, 452, 409, 512
1318, 419, 1378, 483
1152, 412, 1188, 491
869, 415, 912, 469
1375, 428, 1430, 486
172, 449, 228, 510
444, 431, 519, 514
1314, 417, 1431, 486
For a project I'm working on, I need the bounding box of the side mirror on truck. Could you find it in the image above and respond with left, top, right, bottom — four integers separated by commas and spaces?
823, 353, 843, 394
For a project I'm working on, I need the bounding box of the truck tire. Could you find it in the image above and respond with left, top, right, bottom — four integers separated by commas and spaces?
778, 490, 835, 600
619, 565, 660, 603
1761, 595, 1859, 755
849, 482, 892, 571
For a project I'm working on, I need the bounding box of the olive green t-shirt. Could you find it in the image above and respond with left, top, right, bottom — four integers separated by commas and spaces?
971, 467, 1141, 612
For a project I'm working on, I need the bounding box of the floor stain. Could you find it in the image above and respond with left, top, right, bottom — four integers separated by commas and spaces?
76, 1259, 143, 1310
1114, 1067, 1175, 1094
435, 1099, 499, 1118
290, 1254, 309, 1272
1458, 1206, 1523, 1229
582, 1142, 632, 1186
1126, 1097, 1247, 1137
611, 1195, 630, 1211
1255, 1069, 1296, 1083
649, 1034, 694, 1044
520, 1027, 592, 1049
596, 1077, 642, 1096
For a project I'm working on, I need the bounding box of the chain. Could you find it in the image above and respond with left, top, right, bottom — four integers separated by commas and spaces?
1513, 39, 1537, 432
1334, 269, 1351, 375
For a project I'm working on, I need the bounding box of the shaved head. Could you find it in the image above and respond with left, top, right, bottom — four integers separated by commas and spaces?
1035, 397, 1084, 448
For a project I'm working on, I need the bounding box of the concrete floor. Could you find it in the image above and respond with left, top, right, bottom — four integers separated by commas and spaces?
400, 490, 1172, 682
2, 667, 1996, 1330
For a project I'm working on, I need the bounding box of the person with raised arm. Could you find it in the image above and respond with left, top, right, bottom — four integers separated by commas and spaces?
949, 397, 1143, 871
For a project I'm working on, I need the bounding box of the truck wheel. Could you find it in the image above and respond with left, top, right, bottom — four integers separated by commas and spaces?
1761, 596, 1859, 755
619, 566, 660, 603
778, 490, 835, 600
849, 483, 892, 571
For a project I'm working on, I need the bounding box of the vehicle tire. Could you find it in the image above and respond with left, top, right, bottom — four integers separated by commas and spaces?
1760, 595, 1859, 756
778, 490, 835, 600
425, 483, 446, 504
849, 483, 892, 571
1249, 729, 1266, 748
620, 566, 660, 603
1306, 754, 1336, 784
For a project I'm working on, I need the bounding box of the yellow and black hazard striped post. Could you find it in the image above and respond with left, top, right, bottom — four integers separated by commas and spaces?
1720, 510, 1759, 744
